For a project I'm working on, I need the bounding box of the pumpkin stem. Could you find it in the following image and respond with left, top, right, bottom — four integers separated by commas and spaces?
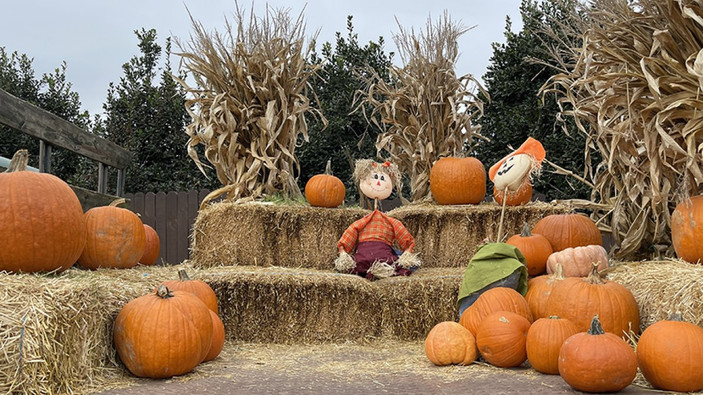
584, 262, 605, 285
520, 222, 532, 237
156, 284, 174, 299
177, 268, 192, 282
547, 315, 561, 319
109, 198, 127, 207
324, 159, 333, 175
547, 263, 565, 284
6, 149, 29, 173
668, 311, 683, 321
587, 315, 604, 335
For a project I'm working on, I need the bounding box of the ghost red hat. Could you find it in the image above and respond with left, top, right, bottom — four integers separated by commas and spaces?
488, 137, 546, 181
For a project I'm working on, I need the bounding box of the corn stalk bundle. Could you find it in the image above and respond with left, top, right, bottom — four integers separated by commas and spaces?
176, 5, 325, 206
543, 0, 703, 259
357, 11, 487, 202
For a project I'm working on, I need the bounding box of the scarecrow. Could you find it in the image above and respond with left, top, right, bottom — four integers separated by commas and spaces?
457, 137, 546, 318
334, 159, 421, 280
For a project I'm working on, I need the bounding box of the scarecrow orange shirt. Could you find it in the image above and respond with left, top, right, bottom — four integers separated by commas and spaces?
337, 210, 415, 254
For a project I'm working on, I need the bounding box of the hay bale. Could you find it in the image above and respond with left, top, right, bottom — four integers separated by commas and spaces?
190, 202, 368, 269
191, 200, 572, 270
388, 201, 572, 267
606, 259, 703, 332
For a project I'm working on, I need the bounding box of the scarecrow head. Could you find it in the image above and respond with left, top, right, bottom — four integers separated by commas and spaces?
353, 159, 401, 201
488, 137, 546, 192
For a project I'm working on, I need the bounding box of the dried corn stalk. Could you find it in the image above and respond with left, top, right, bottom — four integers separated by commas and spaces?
357, 11, 487, 202
543, 0, 703, 259
175, 4, 325, 206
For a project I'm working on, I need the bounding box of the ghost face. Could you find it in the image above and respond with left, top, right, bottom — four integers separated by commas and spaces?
360, 171, 393, 200
493, 153, 533, 191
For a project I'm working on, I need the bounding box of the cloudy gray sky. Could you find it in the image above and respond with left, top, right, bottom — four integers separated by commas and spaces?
1, 0, 523, 116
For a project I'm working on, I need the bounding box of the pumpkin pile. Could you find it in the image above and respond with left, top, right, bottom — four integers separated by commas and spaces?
114, 270, 225, 378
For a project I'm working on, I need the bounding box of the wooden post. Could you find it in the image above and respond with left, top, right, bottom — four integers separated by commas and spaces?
117, 169, 126, 197
39, 140, 52, 173
98, 163, 107, 194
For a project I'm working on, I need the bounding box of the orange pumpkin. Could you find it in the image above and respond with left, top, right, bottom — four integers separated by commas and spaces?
114, 285, 214, 378
493, 182, 532, 206
546, 264, 640, 337
78, 199, 146, 269
162, 269, 219, 314
545, 244, 608, 277
430, 157, 486, 205
476, 311, 531, 368
459, 287, 533, 337
558, 315, 637, 393
526, 316, 578, 374
0, 150, 86, 273
305, 160, 346, 208
506, 222, 552, 276
524, 264, 566, 319
636, 313, 703, 392
671, 195, 703, 263
203, 310, 225, 362
532, 214, 602, 252
140, 224, 160, 266
424, 321, 478, 366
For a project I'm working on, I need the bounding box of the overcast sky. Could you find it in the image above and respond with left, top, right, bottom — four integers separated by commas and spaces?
1, 0, 523, 116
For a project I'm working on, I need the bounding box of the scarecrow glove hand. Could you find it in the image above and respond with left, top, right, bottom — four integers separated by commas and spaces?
397, 251, 421, 269
334, 251, 356, 273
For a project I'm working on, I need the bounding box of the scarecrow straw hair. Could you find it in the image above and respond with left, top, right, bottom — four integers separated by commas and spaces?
356, 11, 487, 202
352, 159, 402, 193
175, 3, 326, 206
541, 0, 703, 259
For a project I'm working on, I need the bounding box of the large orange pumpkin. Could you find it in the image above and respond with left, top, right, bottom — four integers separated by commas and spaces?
671, 195, 703, 263
114, 285, 213, 378
162, 269, 219, 314
430, 157, 486, 205
203, 310, 226, 362
558, 315, 637, 393
546, 264, 640, 337
140, 224, 160, 266
305, 160, 346, 208
0, 150, 86, 273
526, 316, 578, 374
493, 182, 532, 206
459, 287, 533, 337
524, 264, 566, 319
476, 311, 531, 368
78, 199, 146, 269
636, 313, 703, 392
506, 222, 552, 276
424, 321, 478, 366
532, 214, 602, 252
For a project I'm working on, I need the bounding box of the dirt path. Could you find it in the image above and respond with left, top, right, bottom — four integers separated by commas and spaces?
92, 341, 661, 394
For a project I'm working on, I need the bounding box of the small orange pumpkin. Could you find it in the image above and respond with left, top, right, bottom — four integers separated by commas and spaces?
162, 269, 219, 314
203, 310, 225, 362
532, 214, 602, 252
139, 224, 160, 266
558, 315, 637, 393
545, 244, 608, 277
476, 311, 531, 368
430, 157, 486, 205
671, 195, 703, 263
305, 160, 346, 208
493, 182, 532, 206
78, 199, 146, 269
636, 313, 703, 392
546, 264, 640, 337
506, 222, 553, 276
0, 150, 87, 273
424, 321, 478, 366
459, 287, 533, 337
114, 285, 213, 378
526, 316, 578, 374
524, 264, 566, 319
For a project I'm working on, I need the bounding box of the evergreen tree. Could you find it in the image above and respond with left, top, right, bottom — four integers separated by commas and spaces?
475, 0, 593, 200
297, 16, 394, 202
98, 28, 218, 193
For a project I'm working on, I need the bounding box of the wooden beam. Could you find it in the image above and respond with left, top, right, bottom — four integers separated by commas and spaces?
0, 88, 131, 169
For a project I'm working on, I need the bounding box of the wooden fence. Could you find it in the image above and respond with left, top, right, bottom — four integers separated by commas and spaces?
125, 190, 211, 265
